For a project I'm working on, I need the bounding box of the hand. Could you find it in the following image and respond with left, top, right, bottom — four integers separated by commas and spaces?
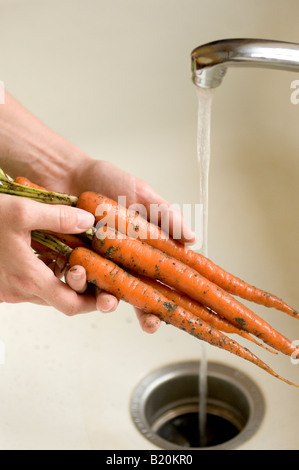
0, 91, 195, 331
0, 194, 97, 315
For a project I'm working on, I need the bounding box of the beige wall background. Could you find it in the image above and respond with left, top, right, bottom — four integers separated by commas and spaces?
0, 0, 298, 450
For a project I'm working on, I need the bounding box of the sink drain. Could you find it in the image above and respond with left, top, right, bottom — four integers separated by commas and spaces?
130, 361, 265, 450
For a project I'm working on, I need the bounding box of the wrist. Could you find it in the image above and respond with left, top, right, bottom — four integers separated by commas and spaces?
34, 138, 93, 195
0, 91, 93, 193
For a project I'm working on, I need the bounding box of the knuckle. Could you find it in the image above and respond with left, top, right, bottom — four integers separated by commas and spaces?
0, 290, 19, 303
62, 302, 80, 317
10, 198, 32, 228
57, 206, 76, 233
135, 178, 152, 200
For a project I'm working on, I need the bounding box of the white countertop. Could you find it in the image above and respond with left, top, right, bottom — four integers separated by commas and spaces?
0, 296, 298, 450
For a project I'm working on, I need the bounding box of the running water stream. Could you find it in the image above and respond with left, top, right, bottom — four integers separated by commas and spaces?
196, 86, 215, 447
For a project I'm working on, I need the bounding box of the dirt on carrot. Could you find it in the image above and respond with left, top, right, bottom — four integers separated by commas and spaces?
68, 245, 298, 387
11, 176, 298, 386
91, 226, 299, 357
76, 191, 297, 318
132, 273, 278, 354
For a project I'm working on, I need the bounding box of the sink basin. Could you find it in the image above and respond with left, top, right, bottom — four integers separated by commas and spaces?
0, 0, 298, 450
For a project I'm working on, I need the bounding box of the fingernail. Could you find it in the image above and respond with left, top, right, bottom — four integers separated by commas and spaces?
69, 266, 83, 280
99, 295, 116, 313
76, 210, 95, 230
183, 226, 197, 243
170, 209, 196, 243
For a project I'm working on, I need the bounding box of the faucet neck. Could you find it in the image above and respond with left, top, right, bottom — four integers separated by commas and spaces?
191, 38, 299, 88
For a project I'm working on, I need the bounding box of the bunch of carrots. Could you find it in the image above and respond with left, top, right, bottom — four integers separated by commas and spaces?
0, 169, 298, 386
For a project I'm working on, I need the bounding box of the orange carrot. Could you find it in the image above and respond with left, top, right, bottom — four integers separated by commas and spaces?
68, 245, 297, 387
13, 178, 298, 357
14, 176, 46, 190
13, 182, 297, 318
30, 230, 298, 386
9, 176, 78, 206
91, 226, 299, 357
132, 273, 277, 353
76, 191, 297, 318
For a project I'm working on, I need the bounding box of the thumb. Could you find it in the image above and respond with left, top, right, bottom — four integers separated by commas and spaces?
23, 199, 95, 233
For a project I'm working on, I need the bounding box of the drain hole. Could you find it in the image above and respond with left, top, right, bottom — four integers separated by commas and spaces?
155, 406, 240, 448
130, 361, 265, 450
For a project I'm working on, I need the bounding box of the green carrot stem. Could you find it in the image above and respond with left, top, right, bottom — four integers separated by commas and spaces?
0, 169, 13, 181
31, 231, 73, 259
82, 227, 97, 241
0, 178, 78, 206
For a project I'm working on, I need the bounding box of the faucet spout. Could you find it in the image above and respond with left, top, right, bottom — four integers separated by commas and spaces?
191, 38, 299, 88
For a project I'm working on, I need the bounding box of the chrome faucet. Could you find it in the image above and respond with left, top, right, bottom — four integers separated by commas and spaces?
191, 38, 299, 88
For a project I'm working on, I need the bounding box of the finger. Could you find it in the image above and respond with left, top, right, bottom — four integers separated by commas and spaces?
88, 162, 196, 245
65, 265, 88, 294
159, 202, 197, 246
36, 262, 97, 315
96, 291, 119, 313
15, 198, 95, 234
46, 279, 97, 315
134, 181, 196, 245
134, 307, 161, 334
65, 265, 119, 312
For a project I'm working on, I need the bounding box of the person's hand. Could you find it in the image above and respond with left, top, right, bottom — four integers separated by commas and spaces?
0, 194, 97, 315
0, 91, 195, 332
63, 159, 196, 333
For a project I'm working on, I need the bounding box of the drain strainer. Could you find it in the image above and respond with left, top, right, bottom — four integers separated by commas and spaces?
130, 361, 265, 450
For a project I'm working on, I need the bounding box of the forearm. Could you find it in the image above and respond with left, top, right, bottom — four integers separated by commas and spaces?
0, 90, 92, 192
